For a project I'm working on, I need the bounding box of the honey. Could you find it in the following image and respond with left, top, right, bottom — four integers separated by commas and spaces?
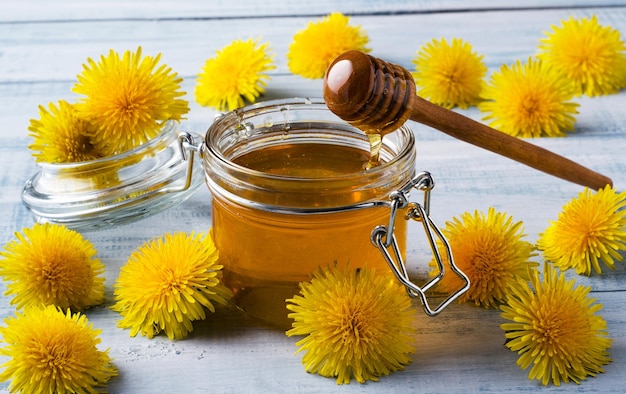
202, 98, 417, 328
366, 132, 383, 169
212, 143, 407, 328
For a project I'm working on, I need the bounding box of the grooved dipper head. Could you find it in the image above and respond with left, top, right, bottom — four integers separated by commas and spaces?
323, 50, 416, 135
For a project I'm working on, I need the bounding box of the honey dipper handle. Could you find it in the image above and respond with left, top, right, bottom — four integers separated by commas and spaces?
410, 95, 613, 190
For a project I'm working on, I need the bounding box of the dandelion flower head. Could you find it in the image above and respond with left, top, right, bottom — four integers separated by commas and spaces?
538, 186, 626, 276
112, 231, 232, 340
0, 223, 105, 311
501, 263, 612, 386
73, 47, 189, 154
429, 208, 537, 308
479, 57, 579, 138
0, 305, 117, 393
28, 100, 106, 163
538, 15, 626, 97
286, 264, 417, 384
412, 37, 487, 109
195, 38, 275, 112
287, 13, 370, 79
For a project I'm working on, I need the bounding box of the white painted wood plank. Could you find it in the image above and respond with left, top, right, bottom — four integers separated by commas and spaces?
2, 0, 626, 22
2, 7, 626, 84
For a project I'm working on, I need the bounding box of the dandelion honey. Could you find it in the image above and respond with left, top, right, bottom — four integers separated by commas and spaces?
203, 99, 417, 328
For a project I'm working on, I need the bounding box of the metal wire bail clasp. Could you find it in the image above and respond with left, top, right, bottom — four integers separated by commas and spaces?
371, 172, 470, 316
160, 131, 202, 194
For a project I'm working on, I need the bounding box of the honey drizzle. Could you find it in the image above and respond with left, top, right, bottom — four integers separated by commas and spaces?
365, 132, 383, 170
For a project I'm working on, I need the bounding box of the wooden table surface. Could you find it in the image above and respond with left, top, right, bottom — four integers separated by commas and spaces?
1, 1, 626, 392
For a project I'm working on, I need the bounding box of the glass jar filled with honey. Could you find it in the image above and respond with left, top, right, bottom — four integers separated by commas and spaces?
202, 98, 468, 328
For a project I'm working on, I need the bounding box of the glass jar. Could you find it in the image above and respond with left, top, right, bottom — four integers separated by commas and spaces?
21, 121, 204, 230
203, 98, 420, 327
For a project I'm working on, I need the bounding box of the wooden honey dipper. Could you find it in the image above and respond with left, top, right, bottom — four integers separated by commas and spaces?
323, 50, 613, 190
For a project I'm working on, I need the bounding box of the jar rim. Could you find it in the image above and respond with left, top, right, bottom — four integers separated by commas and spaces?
204, 98, 415, 183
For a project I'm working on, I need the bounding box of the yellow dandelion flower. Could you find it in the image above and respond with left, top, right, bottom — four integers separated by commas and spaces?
429, 208, 538, 308
287, 12, 370, 79
27, 100, 106, 163
501, 263, 612, 386
538, 186, 626, 276
412, 38, 487, 109
73, 47, 189, 154
112, 231, 232, 340
0, 223, 105, 311
195, 38, 275, 112
286, 265, 417, 384
538, 15, 626, 97
0, 305, 117, 393
479, 57, 579, 138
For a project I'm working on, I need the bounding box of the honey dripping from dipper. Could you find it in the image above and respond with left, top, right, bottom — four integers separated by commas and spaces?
365, 133, 382, 169
323, 53, 415, 170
